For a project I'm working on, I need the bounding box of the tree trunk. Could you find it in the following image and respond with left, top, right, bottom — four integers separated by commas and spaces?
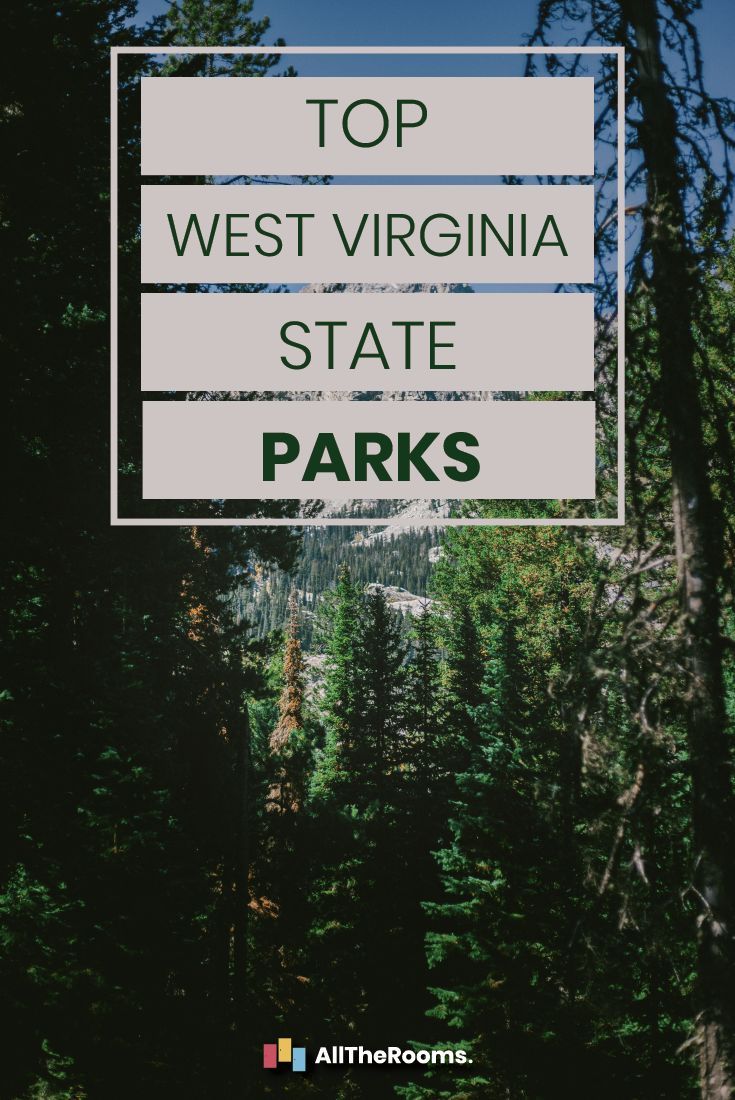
622, 1, 735, 1094
233, 690, 252, 1095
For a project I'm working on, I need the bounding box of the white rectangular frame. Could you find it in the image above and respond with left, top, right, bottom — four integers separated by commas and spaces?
110, 45, 625, 528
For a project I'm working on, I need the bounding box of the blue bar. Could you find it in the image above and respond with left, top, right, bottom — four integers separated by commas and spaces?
292, 1048, 306, 1073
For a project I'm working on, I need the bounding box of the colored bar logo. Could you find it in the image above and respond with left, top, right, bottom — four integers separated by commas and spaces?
263, 1038, 306, 1072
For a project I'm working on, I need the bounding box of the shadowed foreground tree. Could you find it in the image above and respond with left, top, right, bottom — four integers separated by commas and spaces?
529, 1, 735, 1094
1, 1, 298, 1098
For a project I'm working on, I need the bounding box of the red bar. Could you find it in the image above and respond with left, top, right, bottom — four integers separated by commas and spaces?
263, 1044, 277, 1069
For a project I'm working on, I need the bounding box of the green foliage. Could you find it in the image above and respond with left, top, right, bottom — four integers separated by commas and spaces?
405, 524, 698, 1099
1, 1, 297, 1097
302, 577, 445, 1095
4, 2, 735, 1099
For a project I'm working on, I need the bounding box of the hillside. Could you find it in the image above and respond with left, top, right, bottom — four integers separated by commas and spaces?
234, 517, 440, 648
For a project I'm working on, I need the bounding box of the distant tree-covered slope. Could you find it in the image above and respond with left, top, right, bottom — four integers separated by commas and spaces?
234, 519, 440, 647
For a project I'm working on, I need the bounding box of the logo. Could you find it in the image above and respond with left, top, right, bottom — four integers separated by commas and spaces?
263, 1038, 306, 1073
263, 1037, 473, 1074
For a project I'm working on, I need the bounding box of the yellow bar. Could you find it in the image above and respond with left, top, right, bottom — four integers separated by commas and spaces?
278, 1038, 292, 1063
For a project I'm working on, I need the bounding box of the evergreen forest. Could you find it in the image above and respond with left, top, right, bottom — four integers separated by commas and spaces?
2, 1, 735, 1099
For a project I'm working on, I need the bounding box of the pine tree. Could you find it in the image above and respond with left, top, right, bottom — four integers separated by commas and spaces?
310, 565, 368, 805
307, 577, 435, 1090
404, 603, 447, 794
405, 531, 589, 1098
360, 587, 407, 807
403, 601, 573, 1097
528, 4, 735, 1091
1, 3, 298, 1097
269, 591, 308, 813
445, 602, 486, 731
246, 594, 315, 1055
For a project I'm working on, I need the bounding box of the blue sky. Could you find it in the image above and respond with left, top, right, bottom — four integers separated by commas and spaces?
131, 0, 734, 292
136, 0, 733, 99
